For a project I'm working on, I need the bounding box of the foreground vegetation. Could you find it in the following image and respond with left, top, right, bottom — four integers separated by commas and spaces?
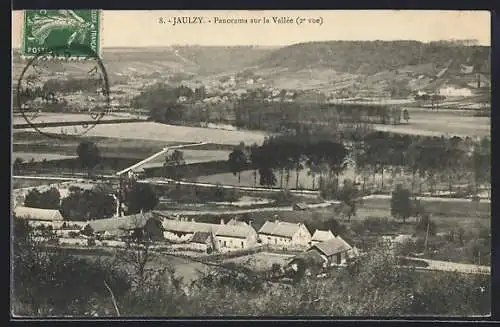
12, 218, 490, 317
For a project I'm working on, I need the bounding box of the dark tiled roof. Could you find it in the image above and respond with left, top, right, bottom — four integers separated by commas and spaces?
309, 236, 352, 257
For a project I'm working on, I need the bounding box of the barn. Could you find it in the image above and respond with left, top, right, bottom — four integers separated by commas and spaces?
84, 211, 163, 240
307, 236, 353, 266
257, 220, 312, 248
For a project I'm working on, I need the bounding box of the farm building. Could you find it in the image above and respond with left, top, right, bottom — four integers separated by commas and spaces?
84, 211, 164, 241
257, 220, 312, 248
13, 206, 64, 222
307, 236, 354, 266
190, 231, 218, 252
162, 218, 258, 251
311, 230, 336, 245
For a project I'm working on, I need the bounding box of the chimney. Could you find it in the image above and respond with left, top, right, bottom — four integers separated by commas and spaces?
220, 218, 225, 225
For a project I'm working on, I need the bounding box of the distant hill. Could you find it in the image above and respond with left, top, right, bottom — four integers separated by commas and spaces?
12, 46, 275, 84
256, 41, 490, 74
12, 41, 490, 95
249, 41, 490, 94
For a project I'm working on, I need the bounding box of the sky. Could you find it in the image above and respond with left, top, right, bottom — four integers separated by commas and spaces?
12, 10, 491, 48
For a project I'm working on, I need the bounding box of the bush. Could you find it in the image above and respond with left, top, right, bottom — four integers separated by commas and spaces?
270, 190, 295, 205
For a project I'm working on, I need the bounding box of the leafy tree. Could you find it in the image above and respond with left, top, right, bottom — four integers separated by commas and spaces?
337, 179, 360, 222
390, 184, 412, 223
76, 141, 101, 176
24, 187, 61, 209
124, 182, 159, 215
228, 148, 247, 184
164, 150, 186, 179
403, 109, 410, 124
259, 167, 277, 187
13, 157, 24, 174
61, 188, 116, 221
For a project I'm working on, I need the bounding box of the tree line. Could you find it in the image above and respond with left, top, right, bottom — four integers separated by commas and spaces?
234, 101, 409, 132
228, 131, 490, 197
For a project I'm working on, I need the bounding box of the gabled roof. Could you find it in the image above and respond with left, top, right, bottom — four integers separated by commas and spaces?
14, 206, 64, 221
191, 231, 213, 244
257, 221, 306, 238
87, 212, 156, 233
311, 230, 335, 242
226, 218, 249, 226
309, 236, 352, 257
163, 219, 256, 239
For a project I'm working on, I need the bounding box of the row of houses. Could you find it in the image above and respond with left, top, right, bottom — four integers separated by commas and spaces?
13, 206, 356, 255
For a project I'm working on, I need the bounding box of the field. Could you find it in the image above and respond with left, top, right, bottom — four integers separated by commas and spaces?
12, 152, 77, 163
196, 195, 490, 236
373, 108, 490, 138
12, 113, 145, 125
17, 122, 269, 146
12, 177, 70, 189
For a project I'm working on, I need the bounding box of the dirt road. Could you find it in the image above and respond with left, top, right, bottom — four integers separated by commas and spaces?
404, 256, 490, 275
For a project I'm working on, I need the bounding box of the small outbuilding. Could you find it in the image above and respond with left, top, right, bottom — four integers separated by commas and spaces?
307, 236, 353, 265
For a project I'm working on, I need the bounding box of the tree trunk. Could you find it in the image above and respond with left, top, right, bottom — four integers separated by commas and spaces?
411, 170, 416, 195
448, 173, 453, 195
312, 173, 316, 190
296, 167, 300, 190
362, 176, 366, 193
238, 172, 241, 184
280, 169, 284, 189
380, 168, 384, 191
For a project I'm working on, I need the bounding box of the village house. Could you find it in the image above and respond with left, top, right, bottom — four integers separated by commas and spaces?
307, 236, 354, 266
311, 229, 336, 245
84, 211, 164, 241
257, 220, 312, 248
162, 218, 258, 251
190, 231, 218, 252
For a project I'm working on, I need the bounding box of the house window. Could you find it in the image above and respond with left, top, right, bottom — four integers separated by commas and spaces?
241, 241, 244, 248
336, 253, 341, 265
223, 241, 227, 247
275, 238, 277, 245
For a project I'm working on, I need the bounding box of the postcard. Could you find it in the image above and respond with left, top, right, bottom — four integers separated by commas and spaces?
11, 10, 491, 318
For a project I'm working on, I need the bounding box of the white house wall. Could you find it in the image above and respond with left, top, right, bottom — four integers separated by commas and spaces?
291, 225, 313, 246
259, 234, 293, 246
217, 236, 248, 250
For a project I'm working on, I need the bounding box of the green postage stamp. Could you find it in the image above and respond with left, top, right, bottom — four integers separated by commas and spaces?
21, 10, 101, 58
